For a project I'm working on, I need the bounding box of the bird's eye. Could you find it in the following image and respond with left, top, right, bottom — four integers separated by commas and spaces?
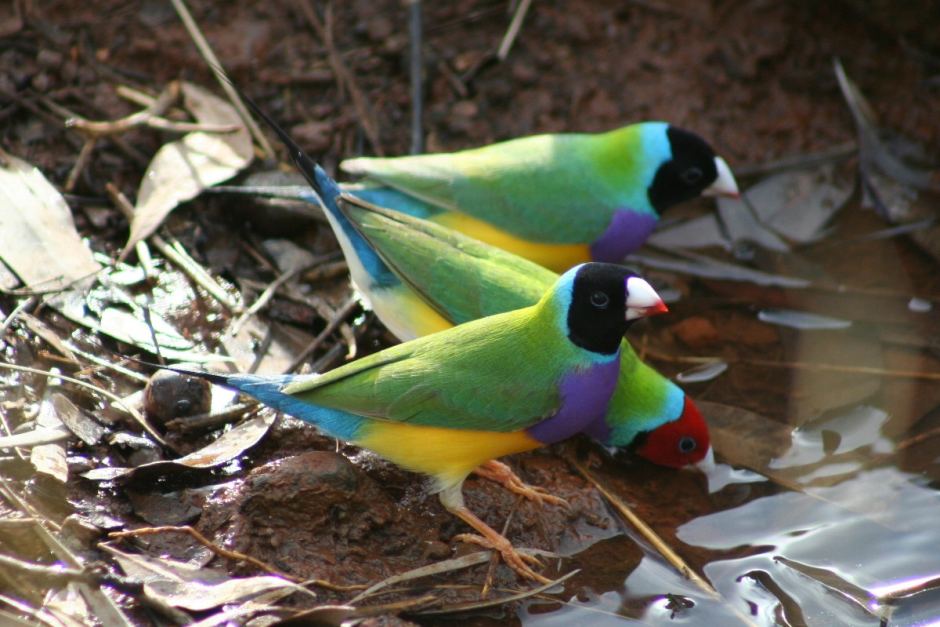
678, 436, 697, 454
680, 167, 703, 185
590, 291, 610, 309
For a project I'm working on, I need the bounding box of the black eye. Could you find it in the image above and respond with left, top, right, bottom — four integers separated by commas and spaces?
678, 436, 697, 454
590, 291, 609, 309
680, 167, 703, 185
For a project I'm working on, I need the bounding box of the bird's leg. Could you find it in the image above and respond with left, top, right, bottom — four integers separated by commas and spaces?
474, 460, 568, 508
439, 484, 551, 584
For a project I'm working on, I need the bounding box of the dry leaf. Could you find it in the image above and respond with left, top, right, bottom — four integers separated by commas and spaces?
0, 149, 100, 299
31, 386, 70, 482
84, 412, 275, 481
103, 545, 304, 611
123, 82, 253, 257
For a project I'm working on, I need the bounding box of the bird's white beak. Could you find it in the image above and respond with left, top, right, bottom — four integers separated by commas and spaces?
702, 156, 739, 198
625, 276, 668, 321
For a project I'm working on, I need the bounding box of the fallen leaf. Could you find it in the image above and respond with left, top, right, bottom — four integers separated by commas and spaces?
123, 82, 253, 257
630, 249, 811, 288
102, 544, 306, 611
0, 427, 70, 449
758, 309, 853, 330
83, 411, 275, 481
676, 361, 728, 383
717, 197, 791, 252
0, 149, 101, 300
722, 163, 854, 244
647, 214, 729, 250
31, 385, 70, 482
52, 393, 107, 446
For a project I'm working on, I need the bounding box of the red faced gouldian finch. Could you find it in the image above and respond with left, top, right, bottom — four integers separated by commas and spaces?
340, 123, 739, 271
183, 261, 666, 583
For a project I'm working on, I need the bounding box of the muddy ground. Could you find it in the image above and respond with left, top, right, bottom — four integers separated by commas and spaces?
1, 0, 940, 625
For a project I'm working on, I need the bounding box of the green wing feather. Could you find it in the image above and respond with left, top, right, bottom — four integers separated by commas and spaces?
339, 195, 556, 322
341, 129, 647, 244
282, 304, 585, 432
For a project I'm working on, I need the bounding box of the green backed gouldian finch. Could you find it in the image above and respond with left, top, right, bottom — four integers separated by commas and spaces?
340, 124, 739, 271
187, 261, 664, 582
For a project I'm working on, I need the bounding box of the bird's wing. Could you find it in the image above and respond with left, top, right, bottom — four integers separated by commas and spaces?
282, 310, 568, 433
340, 135, 615, 243
339, 195, 555, 323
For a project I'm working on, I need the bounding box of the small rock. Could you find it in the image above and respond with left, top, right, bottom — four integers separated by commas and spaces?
671, 317, 720, 349
127, 490, 202, 526
143, 369, 211, 428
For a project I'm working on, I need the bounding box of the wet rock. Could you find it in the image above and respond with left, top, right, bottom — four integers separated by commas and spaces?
143, 369, 211, 428
127, 490, 202, 526
227, 451, 429, 581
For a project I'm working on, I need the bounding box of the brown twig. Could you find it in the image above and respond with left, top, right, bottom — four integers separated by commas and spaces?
169, 0, 276, 160
107, 525, 363, 592
572, 461, 720, 599
64, 82, 180, 136
64, 138, 97, 192
296, 0, 383, 155
164, 402, 257, 433
287, 296, 359, 372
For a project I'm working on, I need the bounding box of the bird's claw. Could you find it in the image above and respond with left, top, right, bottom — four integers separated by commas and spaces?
474, 460, 569, 508
454, 532, 551, 584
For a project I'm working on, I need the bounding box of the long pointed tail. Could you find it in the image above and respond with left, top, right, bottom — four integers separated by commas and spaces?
168, 367, 366, 441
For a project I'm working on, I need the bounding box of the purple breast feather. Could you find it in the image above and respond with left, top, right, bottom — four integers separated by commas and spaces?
526, 358, 620, 445
589, 210, 658, 263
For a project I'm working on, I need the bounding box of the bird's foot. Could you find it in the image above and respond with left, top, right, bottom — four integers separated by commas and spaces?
474, 460, 568, 508
454, 532, 551, 584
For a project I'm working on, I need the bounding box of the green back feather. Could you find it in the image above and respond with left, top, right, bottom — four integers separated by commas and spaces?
282, 287, 600, 432
340, 127, 650, 244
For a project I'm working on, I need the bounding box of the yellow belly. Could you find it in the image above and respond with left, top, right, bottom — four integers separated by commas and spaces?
356, 420, 541, 490
430, 212, 591, 272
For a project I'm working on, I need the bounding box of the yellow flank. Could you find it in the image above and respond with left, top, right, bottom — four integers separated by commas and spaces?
430, 211, 591, 272
356, 420, 542, 489
370, 284, 454, 340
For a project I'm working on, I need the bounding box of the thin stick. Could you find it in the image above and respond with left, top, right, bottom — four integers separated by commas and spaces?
497, 0, 533, 61
296, 0, 383, 155
407, 0, 424, 154
65, 82, 180, 136
0, 362, 167, 447
107, 525, 359, 592
287, 297, 359, 372
64, 138, 97, 192
0, 297, 36, 338
572, 461, 718, 597
229, 266, 304, 336
169, 0, 276, 160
